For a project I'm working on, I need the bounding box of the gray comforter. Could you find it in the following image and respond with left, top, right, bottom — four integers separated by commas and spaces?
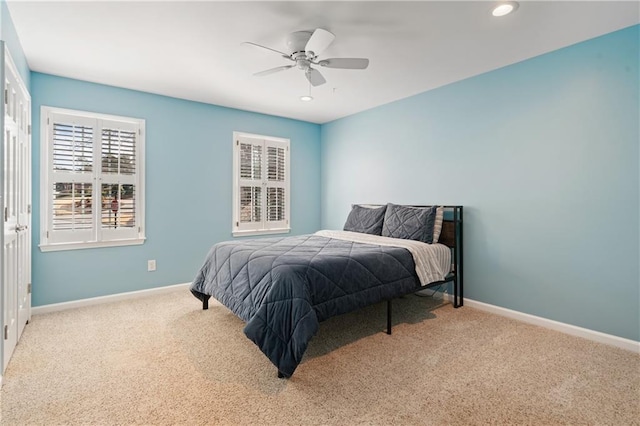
190, 234, 419, 377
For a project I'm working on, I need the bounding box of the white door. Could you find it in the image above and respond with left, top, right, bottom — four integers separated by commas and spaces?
2, 45, 31, 373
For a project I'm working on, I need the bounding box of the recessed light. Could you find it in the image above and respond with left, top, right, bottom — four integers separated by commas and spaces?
492, 1, 519, 17
300, 95, 313, 102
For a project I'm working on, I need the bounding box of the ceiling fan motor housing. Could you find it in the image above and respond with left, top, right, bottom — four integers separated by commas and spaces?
286, 31, 316, 71
285, 31, 314, 57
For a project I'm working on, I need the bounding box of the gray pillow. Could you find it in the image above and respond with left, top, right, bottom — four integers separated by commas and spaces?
381, 204, 438, 243
343, 205, 387, 235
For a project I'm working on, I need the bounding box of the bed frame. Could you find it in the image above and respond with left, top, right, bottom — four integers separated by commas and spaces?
199, 204, 463, 378
385, 205, 463, 335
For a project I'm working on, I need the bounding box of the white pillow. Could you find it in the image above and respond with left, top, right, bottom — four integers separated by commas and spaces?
352, 204, 384, 209
432, 206, 444, 243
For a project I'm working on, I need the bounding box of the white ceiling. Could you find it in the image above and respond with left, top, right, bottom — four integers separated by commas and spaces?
7, 1, 639, 124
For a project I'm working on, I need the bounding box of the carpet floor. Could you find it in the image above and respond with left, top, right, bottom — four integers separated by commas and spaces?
1, 288, 638, 425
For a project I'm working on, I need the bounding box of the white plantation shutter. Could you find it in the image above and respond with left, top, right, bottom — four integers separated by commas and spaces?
238, 141, 262, 226
100, 122, 139, 241
41, 107, 145, 250
48, 114, 96, 244
233, 133, 290, 236
265, 143, 287, 229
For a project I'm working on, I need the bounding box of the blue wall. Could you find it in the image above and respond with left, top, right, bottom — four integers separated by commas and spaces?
321, 25, 639, 341
31, 74, 321, 306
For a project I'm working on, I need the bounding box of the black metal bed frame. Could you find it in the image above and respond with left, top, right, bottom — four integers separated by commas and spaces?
384, 205, 464, 335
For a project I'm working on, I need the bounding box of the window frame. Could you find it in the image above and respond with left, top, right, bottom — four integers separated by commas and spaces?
39, 106, 146, 252
232, 131, 290, 237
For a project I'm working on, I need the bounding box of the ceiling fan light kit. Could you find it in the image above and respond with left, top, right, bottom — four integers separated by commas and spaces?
245, 28, 370, 92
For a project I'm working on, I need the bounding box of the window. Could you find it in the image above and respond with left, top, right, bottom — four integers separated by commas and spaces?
40, 106, 145, 251
233, 132, 290, 236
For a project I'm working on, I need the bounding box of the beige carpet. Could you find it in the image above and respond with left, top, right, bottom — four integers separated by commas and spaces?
1, 288, 638, 425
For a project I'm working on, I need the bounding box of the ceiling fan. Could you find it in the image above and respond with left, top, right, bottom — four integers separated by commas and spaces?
244, 28, 370, 87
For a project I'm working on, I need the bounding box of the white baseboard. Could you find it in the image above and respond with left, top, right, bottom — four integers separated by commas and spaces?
31, 283, 191, 315
30, 284, 640, 353
440, 293, 639, 353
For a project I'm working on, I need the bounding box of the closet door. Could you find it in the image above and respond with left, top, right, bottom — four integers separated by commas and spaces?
2, 44, 31, 373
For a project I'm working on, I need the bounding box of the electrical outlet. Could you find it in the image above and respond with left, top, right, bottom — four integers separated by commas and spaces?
147, 259, 156, 272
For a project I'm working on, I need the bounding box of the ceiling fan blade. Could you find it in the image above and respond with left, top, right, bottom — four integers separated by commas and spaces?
306, 68, 326, 87
253, 65, 295, 77
319, 58, 370, 69
305, 28, 335, 56
242, 42, 291, 59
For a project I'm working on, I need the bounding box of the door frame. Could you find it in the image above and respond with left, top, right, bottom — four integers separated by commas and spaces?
1, 39, 6, 380
1, 41, 32, 377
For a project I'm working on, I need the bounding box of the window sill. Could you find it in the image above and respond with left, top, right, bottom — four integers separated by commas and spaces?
39, 238, 146, 252
232, 228, 291, 238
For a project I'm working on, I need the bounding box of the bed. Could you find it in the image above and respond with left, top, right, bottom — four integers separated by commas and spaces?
191, 204, 463, 378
